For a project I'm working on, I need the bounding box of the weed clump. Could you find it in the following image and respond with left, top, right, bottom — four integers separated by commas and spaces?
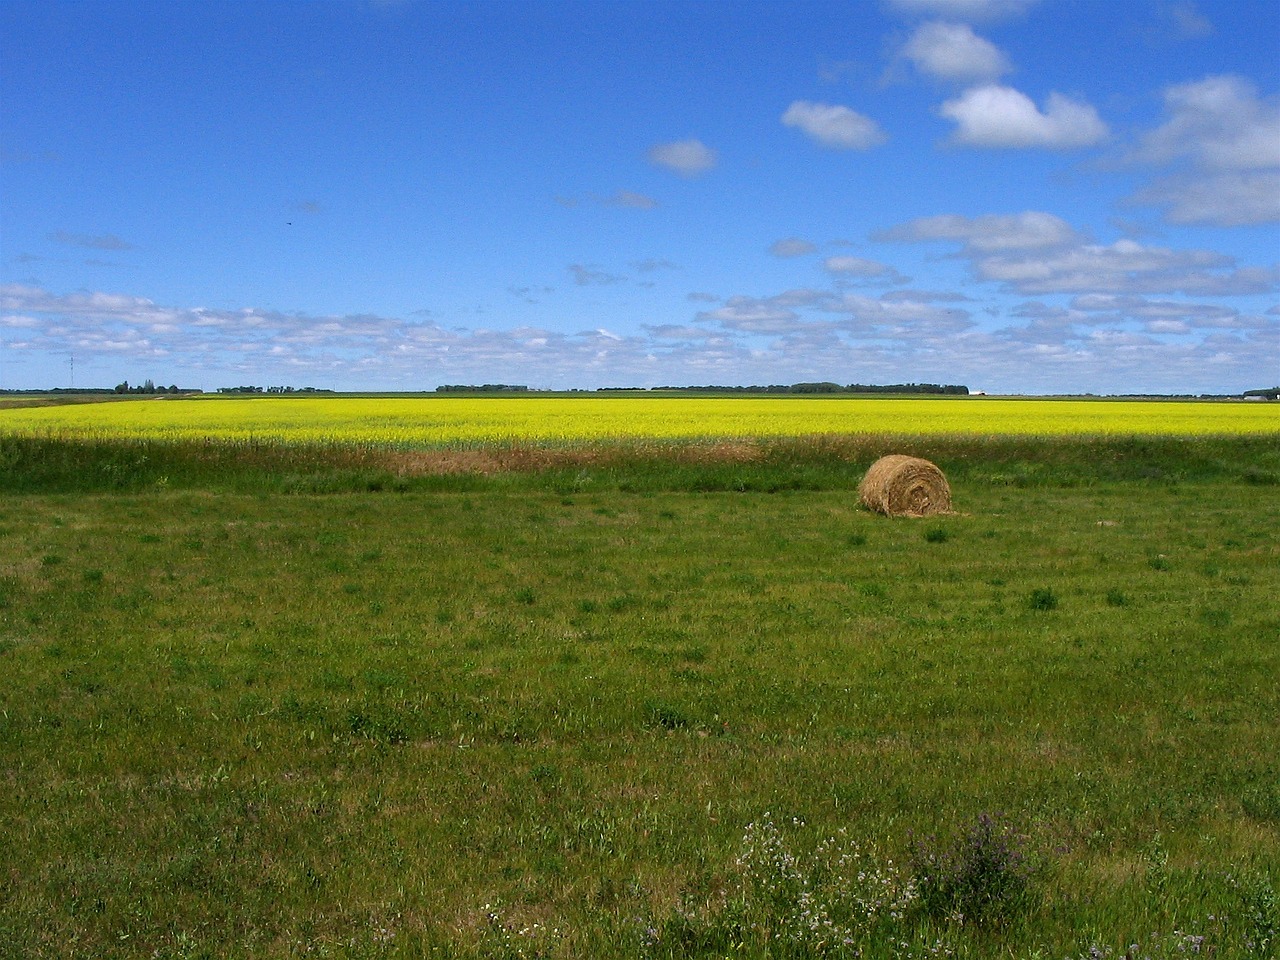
909, 813, 1035, 926
643, 700, 689, 731
650, 814, 924, 957
1029, 587, 1058, 610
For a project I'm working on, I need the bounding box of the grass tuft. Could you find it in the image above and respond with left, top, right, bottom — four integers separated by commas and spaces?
1029, 587, 1059, 610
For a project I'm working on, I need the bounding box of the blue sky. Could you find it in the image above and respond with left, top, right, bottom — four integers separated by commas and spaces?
2, 0, 1277, 394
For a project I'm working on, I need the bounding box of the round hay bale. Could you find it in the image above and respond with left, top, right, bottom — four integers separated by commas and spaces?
859, 454, 952, 517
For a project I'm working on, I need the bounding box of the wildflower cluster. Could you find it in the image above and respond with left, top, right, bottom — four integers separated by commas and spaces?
478, 903, 562, 960
1229, 870, 1278, 956
734, 813, 919, 955
1072, 928, 1214, 959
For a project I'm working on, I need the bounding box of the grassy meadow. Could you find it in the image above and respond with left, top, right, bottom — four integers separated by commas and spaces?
1, 395, 1278, 958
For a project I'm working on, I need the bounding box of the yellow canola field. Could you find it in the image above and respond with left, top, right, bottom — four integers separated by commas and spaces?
1, 395, 1275, 446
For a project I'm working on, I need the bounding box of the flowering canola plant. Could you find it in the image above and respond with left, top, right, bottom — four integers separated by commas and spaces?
1, 395, 1274, 446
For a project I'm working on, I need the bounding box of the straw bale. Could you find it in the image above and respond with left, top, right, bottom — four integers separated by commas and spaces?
859, 454, 952, 517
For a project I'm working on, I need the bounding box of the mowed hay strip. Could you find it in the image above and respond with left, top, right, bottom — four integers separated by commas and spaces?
859, 454, 952, 517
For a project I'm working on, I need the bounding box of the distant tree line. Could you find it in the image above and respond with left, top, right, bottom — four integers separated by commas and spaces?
436, 384, 530, 393
1, 387, 117, 396
649, 382, 970, 395
1244, 387, 1280, 400
114, 379, 183, 394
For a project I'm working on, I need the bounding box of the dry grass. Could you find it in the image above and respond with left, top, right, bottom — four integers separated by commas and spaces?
383, 439, 767, 476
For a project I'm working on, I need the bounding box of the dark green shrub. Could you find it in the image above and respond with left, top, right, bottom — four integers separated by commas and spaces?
644, 700, 689, 730
910, 813, 1035, 925
1029, 587, 1058, 610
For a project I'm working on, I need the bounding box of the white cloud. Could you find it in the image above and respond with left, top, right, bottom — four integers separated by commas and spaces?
824, 256, 895, 276
1067, 294, 1256, 334
823, 256, 912, 286
1127, 75, 1280, 226
695, 291, 828, 335
876, 218, 1278, 297
644, 324, 717, 341
647, 139, 717, 176
4, 282, 1272, 395
1132, 171, 1280, 227
1136, 76, 1280, 171
974, 239, 1277, 296
881, 288, 972, 302
824, 292, 976, 338
781, 101, 888, 150
902, 21, 1010, 82
875, 211, 1080, 251
940, 84, 1107, 148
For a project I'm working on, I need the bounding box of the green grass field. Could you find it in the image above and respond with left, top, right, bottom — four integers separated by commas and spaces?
1, 399, 1278, 958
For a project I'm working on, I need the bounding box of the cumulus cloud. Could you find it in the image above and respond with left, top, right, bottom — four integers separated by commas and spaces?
974, 239, 1277, 296
824, 292, 976, 338
875, 211, 1080, 251
696, 292, 816, 335
5, 282, 1271, 395
824, 256, 896, 276
1136, 76, 1280, 171
880, 288, 972, 302
1133, 171, 1280, 227
877, 215, 1278, 296
781, 101, 888, 150
1067, 294, 1258, 336
647, 139, 717, 176
0, 282, 738, 388
940, 84, 1107, 148
643, 323, 718, 341
822, 256, 911, 285
902, 21, 1011, 82
1127, 75, 1280, 226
